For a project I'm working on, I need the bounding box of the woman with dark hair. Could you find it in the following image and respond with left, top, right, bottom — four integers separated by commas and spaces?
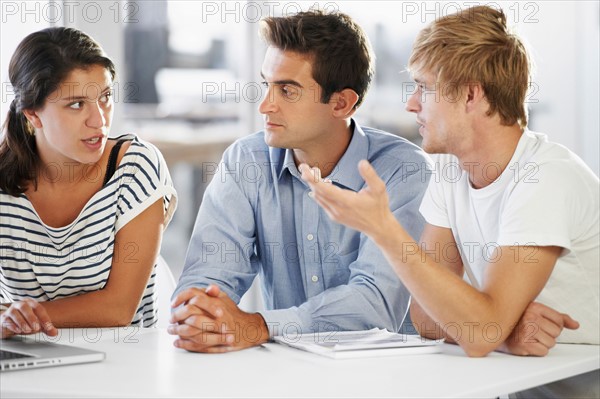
0, 27, 177, 338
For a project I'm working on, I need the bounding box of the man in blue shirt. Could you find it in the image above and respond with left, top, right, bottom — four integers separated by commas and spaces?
168, 10, 431, 352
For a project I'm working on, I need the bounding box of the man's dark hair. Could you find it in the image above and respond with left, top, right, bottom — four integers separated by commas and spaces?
260, 10, 374, 108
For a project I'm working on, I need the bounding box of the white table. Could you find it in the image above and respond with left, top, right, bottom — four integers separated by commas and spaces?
2, 328, 599, 398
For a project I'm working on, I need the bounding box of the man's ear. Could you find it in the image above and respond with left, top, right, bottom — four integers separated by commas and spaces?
464, 83, 486, 112
330, 89, 360, 118
22, 109, 43, 129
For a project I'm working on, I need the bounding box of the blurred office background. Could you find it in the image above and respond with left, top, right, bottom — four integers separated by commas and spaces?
1, 1, 598, 308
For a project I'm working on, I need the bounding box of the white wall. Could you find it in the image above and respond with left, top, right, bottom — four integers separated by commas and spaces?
1, 0, 51, 123
578, 2, 600, 175
519, 1, 599, 174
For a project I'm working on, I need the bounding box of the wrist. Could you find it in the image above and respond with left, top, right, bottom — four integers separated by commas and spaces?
250, 313, 270, 345
371, 212, 402, 247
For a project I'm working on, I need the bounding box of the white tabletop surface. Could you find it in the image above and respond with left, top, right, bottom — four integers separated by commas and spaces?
2, 328, 599, 398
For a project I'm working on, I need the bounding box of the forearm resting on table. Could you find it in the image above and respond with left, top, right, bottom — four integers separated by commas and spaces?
410, 300, 456, 344
404, 269, 512, 355
39, 288, 142, 328
372, 215, 559, 357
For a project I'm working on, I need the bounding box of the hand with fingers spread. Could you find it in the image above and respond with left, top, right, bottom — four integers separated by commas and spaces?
499, 302, 579, 356
299, 160, 394, 241
168, 285, 269, 353
1, 299, 58, 339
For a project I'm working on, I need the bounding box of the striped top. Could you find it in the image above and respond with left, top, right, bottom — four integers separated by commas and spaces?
0, 135, 177, 327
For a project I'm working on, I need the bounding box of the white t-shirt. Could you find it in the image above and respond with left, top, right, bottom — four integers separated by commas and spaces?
420, 130, 599, 344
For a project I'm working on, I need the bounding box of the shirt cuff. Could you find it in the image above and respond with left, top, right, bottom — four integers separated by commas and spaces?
258, 308, 309, 338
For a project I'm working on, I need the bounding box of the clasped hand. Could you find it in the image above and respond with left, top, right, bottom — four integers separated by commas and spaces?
501, 302, 579, 356
168, 285, 269, 353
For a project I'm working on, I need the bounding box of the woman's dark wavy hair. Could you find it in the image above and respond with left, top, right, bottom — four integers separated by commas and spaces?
0, 27, 115, 196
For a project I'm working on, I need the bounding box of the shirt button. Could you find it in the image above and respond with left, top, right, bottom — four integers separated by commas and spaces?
311, 275, 319, 283
308, 191, 314, 198
307, 234, 314, 241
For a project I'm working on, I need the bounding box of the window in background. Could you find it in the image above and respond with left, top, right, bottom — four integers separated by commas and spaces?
121, 1, 257, 275
334, 1, 424, 140
121, 1, 425, 141
122, 0, 250, 129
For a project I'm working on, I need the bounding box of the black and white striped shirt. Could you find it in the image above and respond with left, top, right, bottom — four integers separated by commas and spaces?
0, 135, 177, 327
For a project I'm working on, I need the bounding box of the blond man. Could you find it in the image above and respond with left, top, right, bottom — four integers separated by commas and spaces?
302, 6, 599, 398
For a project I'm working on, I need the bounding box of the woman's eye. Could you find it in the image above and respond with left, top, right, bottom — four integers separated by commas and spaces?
261, 81, 269, 88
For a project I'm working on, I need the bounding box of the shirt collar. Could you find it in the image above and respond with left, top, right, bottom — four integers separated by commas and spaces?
273, 119, 369, 192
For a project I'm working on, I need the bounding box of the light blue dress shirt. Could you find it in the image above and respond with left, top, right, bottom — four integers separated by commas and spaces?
175, 121, 432, 335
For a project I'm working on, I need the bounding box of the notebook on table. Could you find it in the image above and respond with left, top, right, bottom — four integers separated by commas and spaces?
274, 328, 443, 359
1, 335, 105, 371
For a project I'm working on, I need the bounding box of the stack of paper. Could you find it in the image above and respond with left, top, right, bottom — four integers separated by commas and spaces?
273, 328, 443, 359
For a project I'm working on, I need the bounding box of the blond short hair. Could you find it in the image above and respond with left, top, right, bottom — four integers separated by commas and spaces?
408, 6, 531, 129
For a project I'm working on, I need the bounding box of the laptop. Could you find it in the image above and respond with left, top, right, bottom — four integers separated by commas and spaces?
0, 335, 105, 371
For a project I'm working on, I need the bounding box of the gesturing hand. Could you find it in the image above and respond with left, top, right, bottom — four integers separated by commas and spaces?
1, 299, 57, 339
299, 160, 393, 240
168, 285, 269, 353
